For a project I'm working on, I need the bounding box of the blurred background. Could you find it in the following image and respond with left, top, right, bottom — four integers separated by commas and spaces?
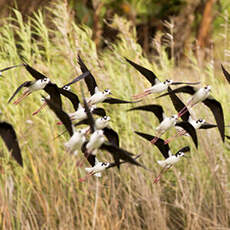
0, 0, 229, 64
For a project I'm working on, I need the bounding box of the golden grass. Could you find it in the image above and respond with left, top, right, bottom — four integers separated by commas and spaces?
0, 2, 230, 229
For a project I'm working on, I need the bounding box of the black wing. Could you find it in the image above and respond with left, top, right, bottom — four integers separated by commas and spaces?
0, 64, 23, 73
103, 97, 141, 104
167, 86, 190, 121
58, 87, 80, 111
103, 127, 119, 147
82, 88, 95, 133
62, 71, 90, 88
78, 55, 97, 96
45, 97, 73, 137
23, 63, 47, 80
171, 81, 201, 85
128, 104, 164, 123
92, 108, 106, 117
8, 81, 32, 103
221, 64, 230, 84
199, 122, 217, 129
100, 143, 145, 169
125, 58, 159, 85
202, 96, 225, 142
81, 142, 97, 166
134, 131, 170, 159
155, 85, 197, 99
0, 122, 23, 166
43, 83, 62, 109
175, 146, 190, 155
175, 121, 198, 148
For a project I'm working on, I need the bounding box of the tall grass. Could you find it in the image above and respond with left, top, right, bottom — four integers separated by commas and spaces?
0, 1, 230, 229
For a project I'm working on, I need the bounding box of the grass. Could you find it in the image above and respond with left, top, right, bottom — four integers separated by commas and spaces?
0, 1, 230, 229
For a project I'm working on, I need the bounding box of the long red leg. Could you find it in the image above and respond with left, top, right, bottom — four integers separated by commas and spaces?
133, 90, 151, 99
153, 165, 172, 184
32, 101, 47, 115
151, 136, 159, 144
13, 91, 31, 105
164, 130, 186, 144
79, 172, 94, 182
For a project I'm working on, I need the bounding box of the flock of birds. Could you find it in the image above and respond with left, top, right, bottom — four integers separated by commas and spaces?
0, 56, 230, 183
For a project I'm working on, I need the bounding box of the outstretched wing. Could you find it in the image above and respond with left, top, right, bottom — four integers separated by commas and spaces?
23, 63, 48, 80
125, 58, 159, 85
0, 122, 23, 166
8, 81, 32, 103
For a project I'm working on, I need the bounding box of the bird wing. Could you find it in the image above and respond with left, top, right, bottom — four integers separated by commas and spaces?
199, 122, 217, 129
78, 55, 97, 96
175, 146, 190, 155
171, 81, 201, 85
155, 85, 197, 99
103, 97, 141, 105
45, 97, 74, 137
0, 64, 23, 73
175, 121, 198, 148
103, 127, 119, 147
167, 86, 190, 121
221, 64, 230, 84
82, 87, 95, 133
202, 96, 225, 142
58, 87, 80, 111
100, 143, 146, 169
128, 104, 164, 123
62, 71, 90, 87
92, 108, 106, 117
44, 83, 62, 109
125, 58, 159, 85
23, 63, 47, 80
134, 131, 170, 159
0, 122, 23, 166
8, 81, 32, 103
81, 142, 97, 166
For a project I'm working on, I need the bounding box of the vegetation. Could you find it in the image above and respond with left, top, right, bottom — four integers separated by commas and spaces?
0, 1, 230, 229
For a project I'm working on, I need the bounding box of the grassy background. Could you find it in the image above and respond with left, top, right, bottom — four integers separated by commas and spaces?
0, 2, 230, 229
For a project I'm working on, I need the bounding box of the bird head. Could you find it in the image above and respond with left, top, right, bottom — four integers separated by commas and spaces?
62, 85, 71, 91
164, 79, 173, 85
103, 89, 112, 95
204, 85, 211, 92
175, 151, 185, 158
196, 119, 205, 125
170, 114, 178, 121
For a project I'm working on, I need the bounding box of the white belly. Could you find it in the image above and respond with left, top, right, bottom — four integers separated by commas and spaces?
69, 108, 87, 121
64, 133, 85, 154
156, 118, 175, 134
86, 135, 105, 152
157, 156, 180, 168
146, 83, 168, 94
87, 92, 106, 105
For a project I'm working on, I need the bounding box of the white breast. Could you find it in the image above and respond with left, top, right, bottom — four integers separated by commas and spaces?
87, 91, 106, 105
157, 155, 180, 168
30, 79, 50, 91
86, 131, 105, 152
156, 117, 176, 133
146, 82, 168, 94
64, 132, 86, 154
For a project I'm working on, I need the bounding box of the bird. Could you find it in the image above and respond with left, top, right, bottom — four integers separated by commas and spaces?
221, 64, 230, 84
8, 63, 50, 104
32, 71, 90, 115
125, 57, 200, 99
78, 55, 141, 105
135, 131, 190, 183
0, 122, 23, 166
165, 86, 222, 144
156, 85, 225, 142
128, 104, 198, 148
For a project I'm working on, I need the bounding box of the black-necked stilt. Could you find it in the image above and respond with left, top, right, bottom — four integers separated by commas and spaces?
0, 122, 23, 166
128, 104, 197, 148
125, 58, 200, 99
156, 85, 225, 142
78, 55, 141, 105
8, 63, 51, 104
32, 72, 90, 115
135, 131, 190, 183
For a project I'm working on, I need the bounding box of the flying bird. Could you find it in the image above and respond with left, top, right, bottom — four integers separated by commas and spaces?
128, 104, 198, 148
135, 131, 190, 183
78, 55, 141, 105
32, 71, 90, 115
156, 85, 225, 142
0, 122, 23, 166
8, 63, 50, 104
125, 58, 200, 99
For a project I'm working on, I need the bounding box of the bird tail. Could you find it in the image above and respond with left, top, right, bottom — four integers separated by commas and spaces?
157, 160, 166, 167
